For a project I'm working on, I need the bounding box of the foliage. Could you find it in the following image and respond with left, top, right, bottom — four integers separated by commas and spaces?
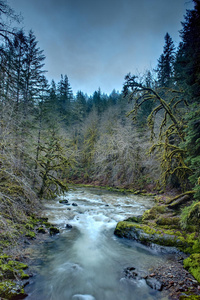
182, 103, 200, 200
180, 200, 200, 230
123, 74, 191, 190
37, 128, 73, 198
156, 33, 175, 87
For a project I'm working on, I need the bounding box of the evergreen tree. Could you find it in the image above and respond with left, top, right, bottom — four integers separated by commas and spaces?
157, 33, 175, 87
174, 0, 200, 103
74, 91, 87, 123
57, 74, 73, 124
22, 30, 46, 112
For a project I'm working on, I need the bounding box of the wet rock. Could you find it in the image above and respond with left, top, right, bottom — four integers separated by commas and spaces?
59, 199, 69, 204
49, 227, 60, 235
146, 277, 163, 291
66, 224, 72, 229
37, 227, 46, 234
114, 221, 188, 250
0, 280, 28, 299
125, 215, 143, 223
124, 267, 138, 279
72, 203, 78, 206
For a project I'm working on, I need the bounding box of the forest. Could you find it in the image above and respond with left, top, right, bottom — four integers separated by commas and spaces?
0, 0, 200, 298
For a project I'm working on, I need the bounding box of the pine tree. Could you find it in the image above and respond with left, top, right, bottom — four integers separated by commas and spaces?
157, 33, 175, 87
174, 0, 200, 103
57, 74, 73, 124
74, 91, 87, 123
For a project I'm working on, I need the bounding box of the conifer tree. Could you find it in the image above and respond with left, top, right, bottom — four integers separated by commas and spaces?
57, 74, 73, 124
174, 0, 200, 103
157, 33, 175, 87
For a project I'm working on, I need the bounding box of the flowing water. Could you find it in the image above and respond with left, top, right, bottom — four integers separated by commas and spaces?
25, 187, 173, 300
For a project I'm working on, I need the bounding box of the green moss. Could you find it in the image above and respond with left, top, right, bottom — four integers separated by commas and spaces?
25, 223, 34, 230
37, 227, 46, 233
184, 254, 200, 283
125, 216, 143, 223
49, 227, 60, 235
0, 259, 28, 280
29, 216, 40, 225
142, 205, 167, 222
156, 216, 180, 226
25, 231, 36, 239
114, 221, 195, 249
43, 221, 52, 228
18, 270, 29, 279
0, 280, 26, 299
7, 261, 28, 270
179, 296, 200, 300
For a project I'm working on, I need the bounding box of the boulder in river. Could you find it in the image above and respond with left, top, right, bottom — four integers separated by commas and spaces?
72, 203, 78, 206
114, 221, 189, 250
49, 226, 60, 235
59, 199, 69, 204
66, 224, 72, 229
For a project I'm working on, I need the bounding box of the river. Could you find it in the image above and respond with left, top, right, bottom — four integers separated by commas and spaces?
25, 187, 172, 300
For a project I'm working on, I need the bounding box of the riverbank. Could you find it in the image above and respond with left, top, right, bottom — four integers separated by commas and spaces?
0, 214, 60, 299
114, 193, 200, 299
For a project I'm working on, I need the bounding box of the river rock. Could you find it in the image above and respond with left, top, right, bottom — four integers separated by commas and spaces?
72, 294, 96, 300
124, 267, 138, 279
49, 227, 60, 235
114, 221, 189, 249
59, 199, 69, 204
72, 203, 78, 206
146, 277, 163, 291
66, 224, 72, 229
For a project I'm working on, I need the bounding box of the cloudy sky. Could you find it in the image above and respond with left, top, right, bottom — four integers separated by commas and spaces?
8, 0, 193, 95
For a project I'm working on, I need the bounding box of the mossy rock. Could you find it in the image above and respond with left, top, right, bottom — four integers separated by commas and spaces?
0, 280, 27, 299
59, 199, 69, 204
114, 221, 189, 249
184, 253, 200, 283
29, 216, 40, 225
43, 221, 52, 228
37, 227, 46, 234
18, 270, 29, 279
39, 217, 48, 222
156, 216, 180, 226
142, 205, 167, 222
25, 223, 34, 230
25, 231, 36, 239
180, 295, 200, 299
0, 259, 28, 280
49, 227, 60, 235
125, 215, 143, 223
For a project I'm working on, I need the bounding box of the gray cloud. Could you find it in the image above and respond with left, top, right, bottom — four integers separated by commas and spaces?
8, 0, 194, 95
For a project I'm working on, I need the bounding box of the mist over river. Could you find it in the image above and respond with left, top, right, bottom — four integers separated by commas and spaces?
25, 187, 173, 300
